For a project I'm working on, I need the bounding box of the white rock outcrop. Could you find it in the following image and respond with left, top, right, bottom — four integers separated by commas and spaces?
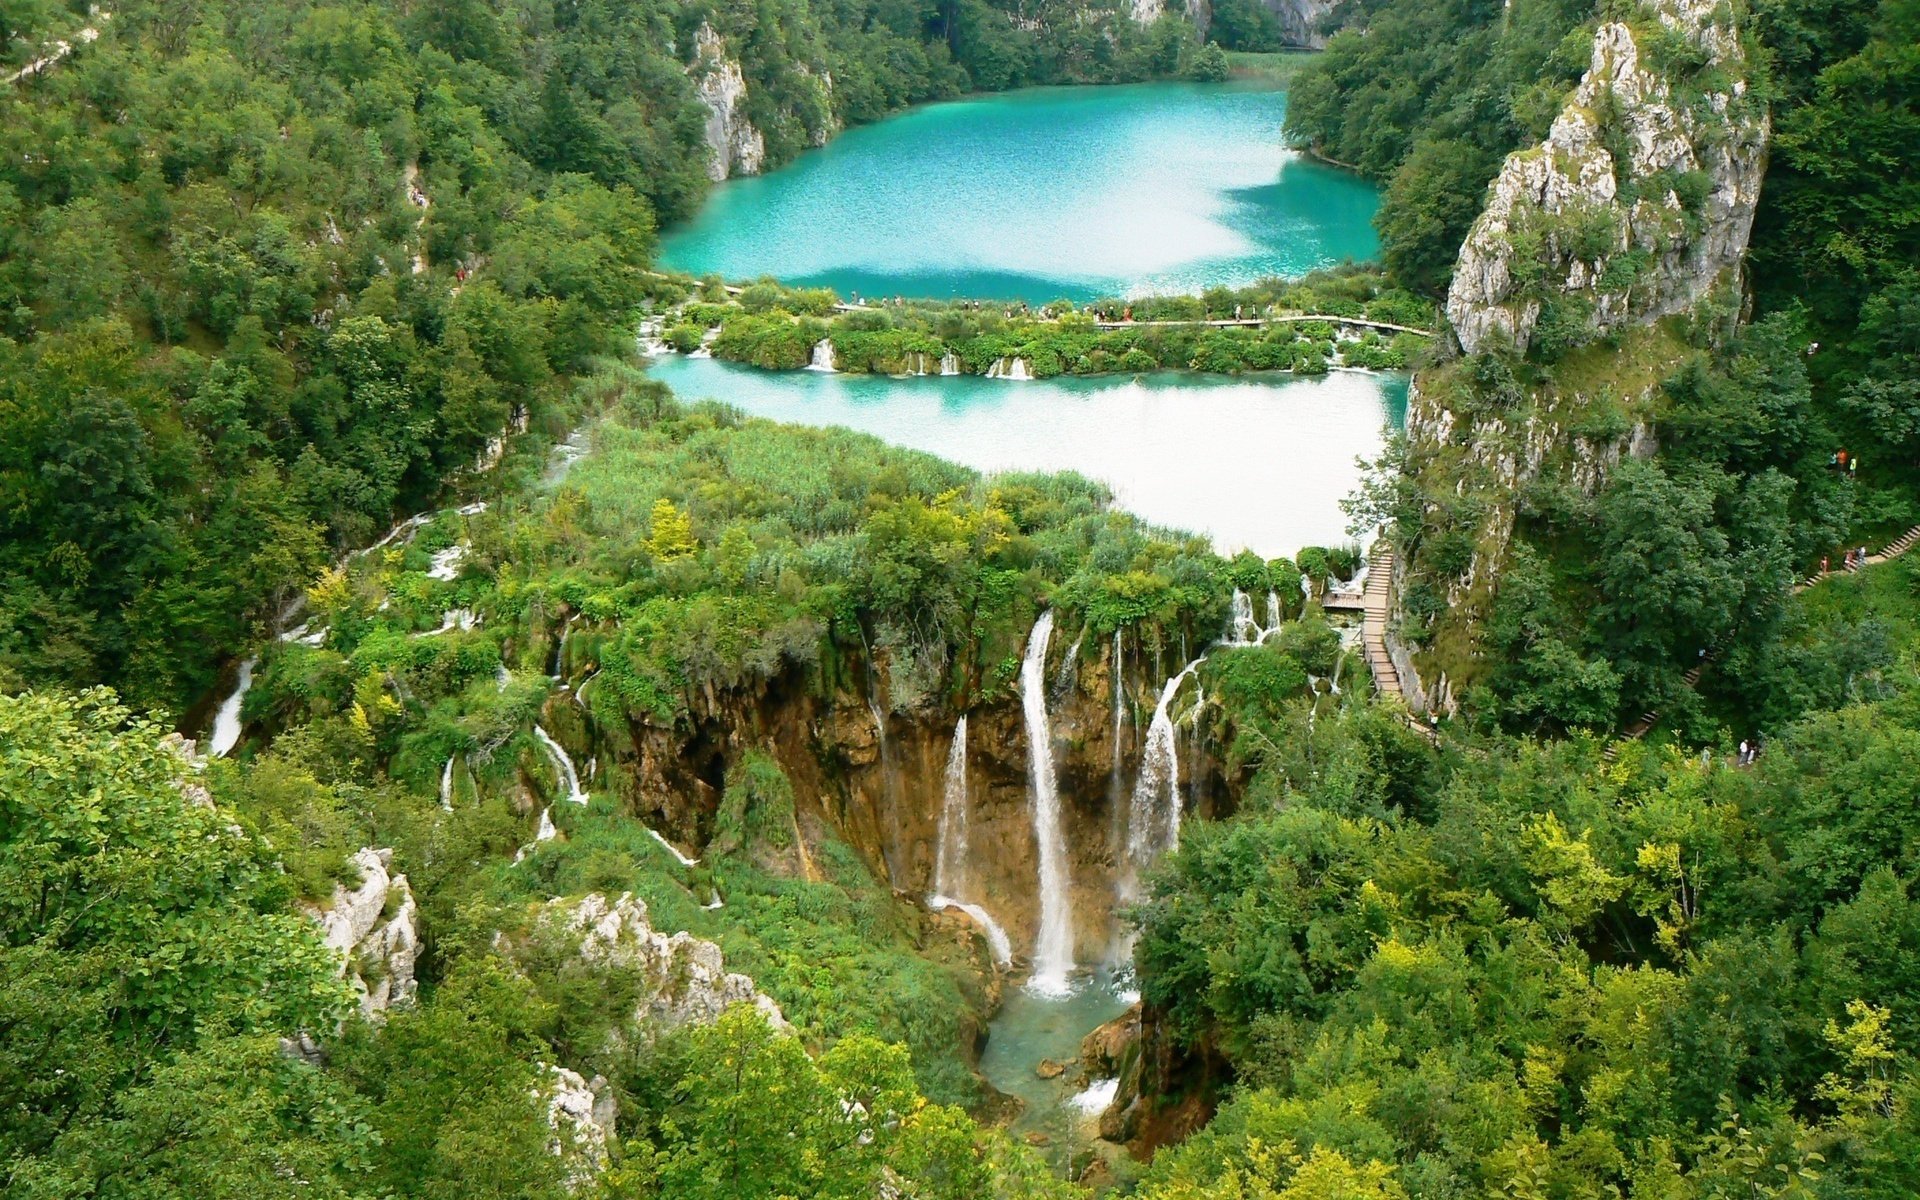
1446, 0, 1766, 356
536, 892, 788, 1031
1261, 0, 1337, 47
543, 1065, 618, 1183
691, 23, 766, 182
310, 847, 419, 1019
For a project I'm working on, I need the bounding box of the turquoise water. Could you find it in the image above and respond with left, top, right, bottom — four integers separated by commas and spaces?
658, 83, 1380, 303
978, 974, 1134, 1168
647, 355, 1407, 557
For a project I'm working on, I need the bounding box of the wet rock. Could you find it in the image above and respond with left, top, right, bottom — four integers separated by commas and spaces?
1035, 1057, 1067, 1080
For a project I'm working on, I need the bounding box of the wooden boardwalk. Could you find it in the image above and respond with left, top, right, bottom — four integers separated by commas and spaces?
1358, 549, 1438, 738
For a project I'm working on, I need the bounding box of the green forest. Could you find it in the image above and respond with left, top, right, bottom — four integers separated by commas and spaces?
5, 0, 1920, 1197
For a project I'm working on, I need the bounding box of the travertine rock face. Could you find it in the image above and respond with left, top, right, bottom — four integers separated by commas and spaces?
1446, 0, 1767, 356
539, 892, 788, 1031
691, 23, 766, 182
310, 847, 418, 1019
1261, 0, 1337, 47
1387, 0, 1768, 714
543, 1065, 618, 1183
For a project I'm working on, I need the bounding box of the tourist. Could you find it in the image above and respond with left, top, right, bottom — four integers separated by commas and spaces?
1822, 555, 1829, 574
1739, 739, 1749, 764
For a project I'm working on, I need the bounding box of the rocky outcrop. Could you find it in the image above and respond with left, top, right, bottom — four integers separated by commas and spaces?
1389, 0, 1767, 714
543, 1065, 618, 1183
310, 847, 418, 1019
532, 892, 788, 1031
1446, 0, 1766, 356
1260, 0, 1337, 48
691, 23, 766, 182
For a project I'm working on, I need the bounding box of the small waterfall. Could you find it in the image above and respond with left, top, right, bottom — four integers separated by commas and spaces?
1228, 589, 1258, 644
807, 338, 837, 372
986, 356, 1032, 381
439, 757, 455, 811
1008, 357, 1032, 381
533, 726, 588, 804
1051, 630, 1084, 705
929, 896, 1014, 967
428, 543, 465, 580
928, 716, 1016, 968
208, 657, 257, 757
1124, 660, 1203, 894
646, 826, 700, 868
1267, 590, 1283, 629
515, 806, 559, 864
1021, 610, 1076, 994
416, 608, 478, 638
939, 351, 960, 375
933, 717, 969, 896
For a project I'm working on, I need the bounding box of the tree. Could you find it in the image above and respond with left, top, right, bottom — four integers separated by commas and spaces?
0, 689, 359, 1193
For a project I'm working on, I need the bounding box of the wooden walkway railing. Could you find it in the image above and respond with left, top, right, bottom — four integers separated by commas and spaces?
1359, 549, 1438, 739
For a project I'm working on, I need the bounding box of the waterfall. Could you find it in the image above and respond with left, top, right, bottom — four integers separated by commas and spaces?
207, 657, 257, 757
808, 338, 837, 372
428, 543, 465, 580
515, 806, 559, 864
1021, 610, 1076, 994
1228, 589, 1258, 644
1267, 590, 1283, 630
1124, 660, 1202, 893
939, 351, 960, 375
533, 726, 588, 804
933, 717, 969, 896
1051, 630, 1084, 705
986, 356, 1032, 381
928, 716, 1016, 968
1007, 357, 1032, 381
931, 898, 1014, 967
439, 757, 455, 811
646, 826, 700, 868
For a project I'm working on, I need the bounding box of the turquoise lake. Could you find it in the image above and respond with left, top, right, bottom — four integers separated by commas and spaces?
647, 355, 1407, 557
657, 82, 1380, 304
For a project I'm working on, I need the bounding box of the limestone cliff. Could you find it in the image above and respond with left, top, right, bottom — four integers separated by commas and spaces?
308, 846, 418, 1019
1261, 0, 1338, 48
543, 1064, 618, 1184
1387, 0, 1767, 714
691, 23, 766, 183
1446, 0, 1766, 356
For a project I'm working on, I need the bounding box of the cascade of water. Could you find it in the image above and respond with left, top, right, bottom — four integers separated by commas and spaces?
514, 806, 559, 864
440, 757, 456, 811
1109, 627, 1126, 805
926, 715, 1015, 967
933, 717, 969, 896
533, 726, 588, 804
808, 338, 838, 372
646, 826, 700, 868
1124, 660, 1203, 889
496, 663, 512, 691
1052, 630, 1084, 705
1228, 589, 1257, 644
939, 351, 960, 376
1007, 357, 1032, 381
1267, 590, 1283, 630
207, 657, 257, 757
428, 543, 465, 581
416, 608, 478, 638
1021, 611, 1076, 994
